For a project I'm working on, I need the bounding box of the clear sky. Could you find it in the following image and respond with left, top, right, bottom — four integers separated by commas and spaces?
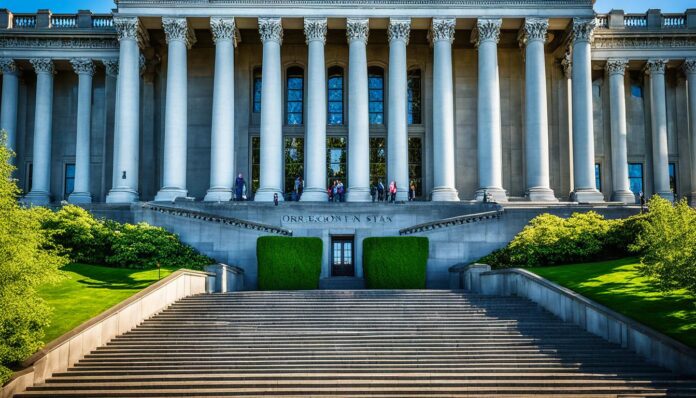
0, 0, 693, 13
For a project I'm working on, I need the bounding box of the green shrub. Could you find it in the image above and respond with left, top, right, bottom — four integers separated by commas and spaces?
363, 237, 429, 289
40, 205, 112, 264
633, 197, 696, 295
257, 236, 322, 290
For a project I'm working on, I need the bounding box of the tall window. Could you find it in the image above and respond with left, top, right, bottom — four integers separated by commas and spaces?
628, 163, 644, 194
327, 137, 347, 188
284, 137, 304, 197
327, 66, 344, 125
595, 163, 601, 192
252, 68, 262, 113
408, 137, 423, 197
25, 162, 33, 193
368, 66, 384, 125
64, 163, 76, 198
286, 66, 304, 125
251, 137, 260, 195
370, 137, 386, 186
669, 162, 677, 195
407, 69, 422, 125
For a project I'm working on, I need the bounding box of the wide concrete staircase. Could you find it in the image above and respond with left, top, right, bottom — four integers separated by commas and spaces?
17, 290, 696, 397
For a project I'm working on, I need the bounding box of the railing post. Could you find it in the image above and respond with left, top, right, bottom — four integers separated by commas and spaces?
77, 10, 92, 29
647, 9, 662, 28
687, 9, 696, 29
608, 9, 625, 29
36, 9, 51, 28
0, 9, 11, 29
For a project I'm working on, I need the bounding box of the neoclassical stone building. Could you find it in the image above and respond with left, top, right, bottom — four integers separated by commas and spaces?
1, 1, 696, 205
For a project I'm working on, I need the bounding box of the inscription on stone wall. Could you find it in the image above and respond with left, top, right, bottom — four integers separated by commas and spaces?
281, 214, 393, 224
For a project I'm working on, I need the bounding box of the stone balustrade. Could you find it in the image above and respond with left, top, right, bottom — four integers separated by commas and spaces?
0, 9, 114, 30
596, 9, 696, 30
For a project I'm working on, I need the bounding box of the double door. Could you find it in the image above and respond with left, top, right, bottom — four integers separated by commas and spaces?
331, 236, 354, 277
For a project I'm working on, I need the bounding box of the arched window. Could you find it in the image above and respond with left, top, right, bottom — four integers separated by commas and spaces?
368, 66, 384, 125
408, 69, 422, 125
286, 66, 304, 125
252, 67, 262, 113
327, 66, 344, 125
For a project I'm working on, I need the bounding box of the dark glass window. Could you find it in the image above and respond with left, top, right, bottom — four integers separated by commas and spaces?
284, 137, 304, 197
25, 162, 33, 193
408, 137, 423, 197
669, 162, 677, 195
251, 137, 260, 195
595, 163, 601, 192
252, 68, 262, 113
370, 137, 386, 187
407, 69, 422, 125
286, 66, 304, 125
368, 66, 384, 125
630, 84, 643, 98
327, 137, 347, 189
628, 163, 643, 195
327, 66, 344, 125
64, 163, 75, 197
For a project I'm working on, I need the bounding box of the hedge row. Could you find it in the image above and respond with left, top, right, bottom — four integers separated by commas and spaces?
363, 237, 429, 289
257, 236, 323, 290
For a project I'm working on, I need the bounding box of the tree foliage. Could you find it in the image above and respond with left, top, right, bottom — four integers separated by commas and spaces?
0, 131, 67, 384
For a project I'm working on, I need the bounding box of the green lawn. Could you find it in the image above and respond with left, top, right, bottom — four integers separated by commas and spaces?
37, 263, 175, 343
528, 257, 696, 348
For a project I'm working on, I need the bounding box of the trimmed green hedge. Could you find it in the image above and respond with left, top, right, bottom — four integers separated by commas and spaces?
363, 237, 429, 289
257, 236, 323, 290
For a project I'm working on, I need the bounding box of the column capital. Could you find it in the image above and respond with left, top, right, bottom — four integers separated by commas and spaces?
162, 17, 197, 49
346, 18, 369, 44
571, 17, 596, 44
210, 17, 238, 46
70, 58, 96, 76
258, 17, 283, 45
304, 18, 327, 45
519, 17, 548, 46
645, 59, 668, 75
30, 58, 54, 74
102, 58, 119, 77
0, 58, 18, 74
429, 18, 456, 44
113, 17, 149, 49
388, 18, 411, 45
472, 18, 502, 46
683, 58, 696, 74
561, 50, 572, 78
606, 58, 628, 76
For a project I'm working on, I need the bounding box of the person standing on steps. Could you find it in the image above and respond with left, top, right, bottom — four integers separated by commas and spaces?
389, 181, 397, 203
377, 180, 385, 202
370, 181, 377, 202
409, 181, 416, 201
234, 173, 246, 201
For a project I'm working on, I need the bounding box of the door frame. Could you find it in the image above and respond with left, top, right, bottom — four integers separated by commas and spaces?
330, 234, 355, 277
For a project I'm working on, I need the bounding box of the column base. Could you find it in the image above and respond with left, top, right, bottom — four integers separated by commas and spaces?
155, 187, 188, 202
204, 188, 233, 202
346, 187, 371, 202
611, 190, 636, 204
106, 188, 139, 203
654, 191, 674, 202
254, 188, 284, 202
475, 187, 508, 203
68, 192, 92, 204
395, 189, 409, 202
526, 187, 558, 202
300, 188, 328, 202
431, 187, 460, 202
570, 189, 604, 203
690, 192, 696, 207
22, 190, 51, 206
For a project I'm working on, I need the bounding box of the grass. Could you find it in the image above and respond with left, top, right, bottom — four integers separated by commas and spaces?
528, 257, 696, 348
37, 263, 175, 343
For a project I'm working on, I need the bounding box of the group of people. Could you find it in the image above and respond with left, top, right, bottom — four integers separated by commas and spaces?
328, 180, 346, 202
369, 180, 418, 203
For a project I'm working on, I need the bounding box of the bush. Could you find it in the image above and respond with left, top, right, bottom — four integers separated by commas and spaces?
633, 197, 696, 295
257, 236, 322, 290
363, 237, 429, 289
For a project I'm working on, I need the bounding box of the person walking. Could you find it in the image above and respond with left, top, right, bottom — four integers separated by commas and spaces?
377, 180, 385, 202
234, 173, 246, 201
389, 181, 397, 203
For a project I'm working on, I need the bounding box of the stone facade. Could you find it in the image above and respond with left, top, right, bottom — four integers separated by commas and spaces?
0, 4, 695, 205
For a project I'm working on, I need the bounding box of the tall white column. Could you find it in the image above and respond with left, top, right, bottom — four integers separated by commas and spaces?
387, 18, 410, 202
562, 51, 575, 194
430, 19, 459, 202
473, 18, 507, 202
606, 59, 634, 204
68, 58, 95, 204
685, 59, 696, 205
255, 17, 284, 202
156, 18, 196, 201
346, 18, 371, 202
520, 18, 556, 202
646, 59, 673, 201
205, 17, 237, 202
103, 59, 121, 192
107, 17, 147, 203
570, 18, 603, 202
23, 58, 54, 206
0, 58, 19, 154
301, 18, 329, 202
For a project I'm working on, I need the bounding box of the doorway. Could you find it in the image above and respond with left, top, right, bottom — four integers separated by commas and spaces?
331, 236, 354, 277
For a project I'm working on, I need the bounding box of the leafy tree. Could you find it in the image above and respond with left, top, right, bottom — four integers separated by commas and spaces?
0, 131, 67, 384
